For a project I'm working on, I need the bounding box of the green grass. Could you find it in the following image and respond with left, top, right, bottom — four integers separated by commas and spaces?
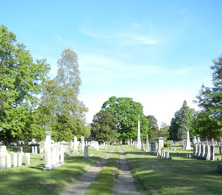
0, 146, 114, 195
122, 145, 222, 195
85, 146, 120, 195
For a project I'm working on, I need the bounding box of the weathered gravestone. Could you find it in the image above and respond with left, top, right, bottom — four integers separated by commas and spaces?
158, 137, 165, 154
150, 141, 157, 153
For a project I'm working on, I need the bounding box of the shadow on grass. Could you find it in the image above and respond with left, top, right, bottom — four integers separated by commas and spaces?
0, 153, 107, 195
121, 146, 222, 195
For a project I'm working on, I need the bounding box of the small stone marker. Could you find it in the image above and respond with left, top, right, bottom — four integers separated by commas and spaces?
25, 153, 30, 165
18, 153, 22, 167
0, 154, 5, 171
7, 154, 11, 169
84, 146, 88, 158
13, 153, 17, 168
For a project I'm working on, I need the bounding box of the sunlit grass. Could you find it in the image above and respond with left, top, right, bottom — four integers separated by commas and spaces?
122, 145, 222, 195
0, 146, 114, 195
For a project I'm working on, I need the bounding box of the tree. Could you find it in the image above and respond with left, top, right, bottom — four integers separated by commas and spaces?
168, 101, 196, 140
159, 122, 170, 139
91, 110, 117, 142
178, 100, 189, 140
101, 96, 149, 142
192, 112, 220, 140
196, 54, 222, 139
31, 49, 88, 141
0, 25, 50, 141
146, 115, 158, 140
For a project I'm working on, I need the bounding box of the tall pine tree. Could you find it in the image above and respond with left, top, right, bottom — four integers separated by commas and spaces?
178, 100, 189, 140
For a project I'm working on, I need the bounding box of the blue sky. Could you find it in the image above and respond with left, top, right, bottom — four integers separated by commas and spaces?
1, 0, 222, 127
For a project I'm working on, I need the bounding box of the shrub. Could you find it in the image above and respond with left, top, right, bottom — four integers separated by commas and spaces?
164, 142, 171, 147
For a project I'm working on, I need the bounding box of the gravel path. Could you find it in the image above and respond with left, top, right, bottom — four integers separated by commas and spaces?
61, 147, 115, 195
113, 146, 139, 195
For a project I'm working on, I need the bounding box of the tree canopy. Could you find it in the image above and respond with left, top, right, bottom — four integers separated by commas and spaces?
168, 100, 196, 140
196, 54, 222, 139
31, 49, 88, 141
146, 115, 158, 140
0, 25, 50, 141
101, 96, 149, 142
91, 110, 117, 142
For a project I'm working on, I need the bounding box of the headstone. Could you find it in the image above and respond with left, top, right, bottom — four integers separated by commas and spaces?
193, 136, 197, 144
34, 146, 38, 154
18, 153, 22, 167
0, 154, 5, 171
161, 150, 165, 158
13, 153, 17, 168
84, 146, 88, 158
80, 136, 85, 153
25, 153, 30, 165
150, 141, 157, 153
158, 137, 165, 154
7, 154, 11, 169
60, 145, 64, 164
165, 151, 169, 159
185, 131, 192, 150
206, 145, 211, 160
210, 145, 215, 161
32, 146, 35, 154
0, 146, 7, 156
201, 144, 206, 158
198, 143, 202, 157
73, 136, 79, 154
44, 131, 52, 170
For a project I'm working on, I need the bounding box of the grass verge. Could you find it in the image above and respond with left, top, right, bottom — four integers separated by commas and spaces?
121, 145, 222, 195
85, 146, 119, 195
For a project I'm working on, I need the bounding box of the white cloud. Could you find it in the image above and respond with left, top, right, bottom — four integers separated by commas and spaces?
78, 26, 157, 45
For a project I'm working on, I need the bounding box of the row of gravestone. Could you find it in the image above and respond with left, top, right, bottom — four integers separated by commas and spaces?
192, 143, 215, 160
0, 146, 30, 171
157, 150, 172, 160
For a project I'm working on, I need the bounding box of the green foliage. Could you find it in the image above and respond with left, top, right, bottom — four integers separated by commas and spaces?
146, 115, 158, 140
84, 124, 91, 139
31, 49, 88, 141
192, 112, 221, 140
196, 54, 222, 139
91, 110, 117, 142
168, 101, 196, 140
0, 25, 50, 141
178, 100, 189, 140
164, 141, 171, 147
101, 96, 149, 142
159, 122, 170, 139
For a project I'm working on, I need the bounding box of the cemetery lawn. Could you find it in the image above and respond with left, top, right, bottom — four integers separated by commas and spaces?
0, 146, 114, 195
122, 145, 222, 195
85, 146, 119, 195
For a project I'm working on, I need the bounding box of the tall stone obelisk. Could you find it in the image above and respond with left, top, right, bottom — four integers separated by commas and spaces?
185, 130, 192, 150
137, 120, 141, 149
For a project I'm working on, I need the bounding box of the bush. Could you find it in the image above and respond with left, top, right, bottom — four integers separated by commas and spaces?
164, 142, 171, 147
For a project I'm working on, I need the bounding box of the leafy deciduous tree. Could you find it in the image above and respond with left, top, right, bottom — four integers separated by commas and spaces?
146, 115, 158, 140
91, 110, 117, 142
101, 96, 149, 142
0, 25, 50, 141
